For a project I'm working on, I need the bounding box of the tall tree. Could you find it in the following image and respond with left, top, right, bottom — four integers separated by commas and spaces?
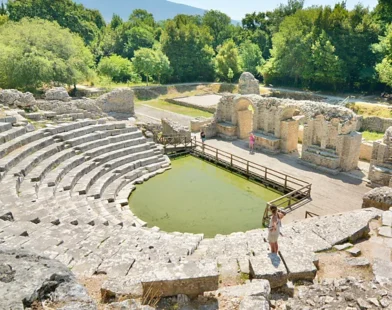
7, 0, 106, 45
375, 24, 392, 87
161, 18, 215, 82
239, 40, 264, 77
0, 18, 94, 90
132, 48, 170, 85
215, 39, 242, 82
202, 10, 232, 50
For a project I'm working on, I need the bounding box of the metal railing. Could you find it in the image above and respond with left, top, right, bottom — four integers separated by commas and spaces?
153, 134, 312, 227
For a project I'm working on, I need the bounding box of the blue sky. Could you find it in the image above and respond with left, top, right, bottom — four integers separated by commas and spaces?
170, 0, 379, 20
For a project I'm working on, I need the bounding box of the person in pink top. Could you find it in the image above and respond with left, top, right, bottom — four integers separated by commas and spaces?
249, 132, 255, 153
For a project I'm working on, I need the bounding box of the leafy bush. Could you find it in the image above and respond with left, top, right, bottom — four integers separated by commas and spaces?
98, 54, 140, 83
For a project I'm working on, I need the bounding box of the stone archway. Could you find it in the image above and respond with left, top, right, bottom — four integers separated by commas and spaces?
235, 98, 256, 139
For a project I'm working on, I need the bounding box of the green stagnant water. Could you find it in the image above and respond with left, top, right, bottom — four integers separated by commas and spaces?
129, 156, 282, 237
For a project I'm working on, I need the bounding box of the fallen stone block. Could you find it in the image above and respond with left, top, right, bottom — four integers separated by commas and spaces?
382, 210, 392, 227
239, 296, 270, 310
345, 257, 370, 267
346, 247, 361, 257
379, 226, 392, 238
334, 243, 353, 251
249, 255, 288, 288
212, 280, 270, 298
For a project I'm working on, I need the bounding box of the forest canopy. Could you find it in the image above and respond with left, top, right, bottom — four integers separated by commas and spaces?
0, 0, 391, 92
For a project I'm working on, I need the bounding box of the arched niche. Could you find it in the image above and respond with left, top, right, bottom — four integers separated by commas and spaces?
233, 97, 258, 139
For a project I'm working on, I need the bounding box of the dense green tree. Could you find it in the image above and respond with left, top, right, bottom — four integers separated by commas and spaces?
129, 9, 155, 28
132, 48, 171, 85
7, 0, 105, 45
215, 39, 242, 82
0, 18, 94, 90
311, 31, 344, 89
375, 24, 392, 87
97, 54, 137, 83
239, 40, 264, 77
161, 18, 215, 82
202, 10, 232, 50
110, 14, 123, 30
123, 27, 155, 59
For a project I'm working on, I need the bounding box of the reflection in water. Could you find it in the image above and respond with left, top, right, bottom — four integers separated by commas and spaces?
129, 156, 282, 237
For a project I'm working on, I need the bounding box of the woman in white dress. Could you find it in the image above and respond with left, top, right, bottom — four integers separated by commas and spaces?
267, 205, 285, 254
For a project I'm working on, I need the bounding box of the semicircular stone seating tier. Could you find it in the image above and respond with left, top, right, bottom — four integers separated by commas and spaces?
0, 117, 383, 300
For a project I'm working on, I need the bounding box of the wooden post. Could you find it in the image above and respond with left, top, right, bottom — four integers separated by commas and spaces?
215, 149, 218, 163
284, 175, 288, 191
246, 161, 249, 175
230, 154, 233, 168
265, 168, 268, 180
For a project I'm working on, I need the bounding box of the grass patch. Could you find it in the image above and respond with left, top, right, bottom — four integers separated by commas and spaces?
347, 102, 392, 118
137, 99, 213, 118
361, 130, 384, 141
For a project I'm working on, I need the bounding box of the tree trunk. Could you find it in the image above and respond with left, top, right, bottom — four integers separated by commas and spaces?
146, 75, 149, 86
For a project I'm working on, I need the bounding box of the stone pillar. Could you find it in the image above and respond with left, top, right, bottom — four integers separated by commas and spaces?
336, 132, 362, 171
280, 119, 299, 153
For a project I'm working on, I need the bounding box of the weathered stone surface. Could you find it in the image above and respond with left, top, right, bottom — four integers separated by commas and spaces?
379, 226, 392, 238
104, 299, 154, 310
161, 118, 191, 141
373, 259, 392, 284
0, 89, 36, 108
334, 243, 353, 251
382, 210, 392, 227
45, 87, 71, 102
238, 72, 260, 95
250, 254, 288, 288
345, 257, 370, 267
363, 187, 392, 210
0, 249, 96, 310
239, 296, 270, 310
346, 247, 361, 257
213, 280, 271, 298
96, 88, 135, 114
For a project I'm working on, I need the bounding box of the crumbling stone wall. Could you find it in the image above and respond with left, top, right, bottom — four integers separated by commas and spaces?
361, 116, 392, 133
368, 126, 392, 186
301, 102, 361, 172
162, 118, 191, 142
238, 72, 260, 95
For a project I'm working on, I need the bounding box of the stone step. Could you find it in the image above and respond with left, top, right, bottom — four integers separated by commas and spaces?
0, 122, 12, 133
74, 131, 143, 152
44, 119, 97, 135
29, 149, 75, 182
0, 129, 46, 160
89, 156, 166, 200
54, 124, 110, 141
85, 137, 146, 158
0, 135, 55, 173
73, 147, 156, 195
101, 260, 219, 301
0, 126, 27, 145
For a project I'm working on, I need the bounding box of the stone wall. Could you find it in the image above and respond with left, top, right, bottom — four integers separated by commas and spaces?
368, 126, 392, 186
190, 117, 214, 132
362, 187, 392, 210
162, 118, 191, 142
361, 116, 392, 133
95, 88, 134, 115
360, 141, 373, 161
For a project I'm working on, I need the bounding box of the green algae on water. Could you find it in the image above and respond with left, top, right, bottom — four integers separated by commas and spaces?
129, 156, 282, 238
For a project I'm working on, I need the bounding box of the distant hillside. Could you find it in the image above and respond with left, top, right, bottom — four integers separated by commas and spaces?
74, 0, 207, 22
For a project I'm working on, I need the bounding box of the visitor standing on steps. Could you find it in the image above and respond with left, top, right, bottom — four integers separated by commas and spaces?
249, 132, 255, 153
268, 205, 285, 254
